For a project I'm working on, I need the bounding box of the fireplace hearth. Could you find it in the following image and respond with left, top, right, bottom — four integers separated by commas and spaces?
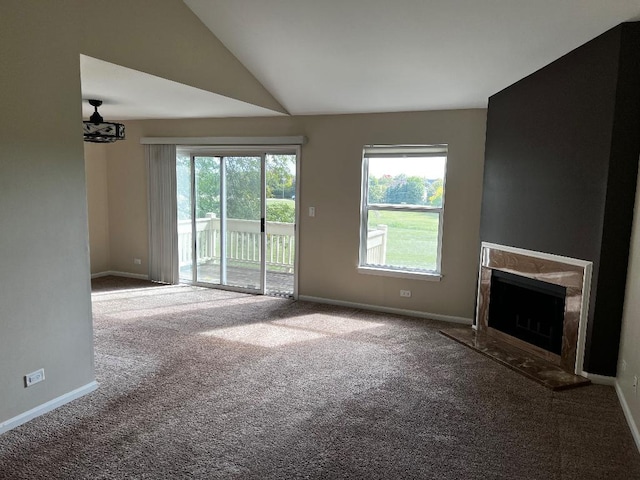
476, 243, 593, 374
440, 243, 594, 390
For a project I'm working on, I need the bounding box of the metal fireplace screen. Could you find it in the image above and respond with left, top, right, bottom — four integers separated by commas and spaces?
488, 270, 566, 355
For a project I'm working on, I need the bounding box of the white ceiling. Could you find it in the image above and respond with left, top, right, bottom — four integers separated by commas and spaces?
80, 55, 284, 120
82, 1, 640, 120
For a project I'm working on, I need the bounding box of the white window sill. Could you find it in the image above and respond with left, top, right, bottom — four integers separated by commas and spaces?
357, 266, 442, 281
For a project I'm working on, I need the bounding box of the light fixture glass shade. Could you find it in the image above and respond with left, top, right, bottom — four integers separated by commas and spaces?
83, 99, 125, 143
83, 121, 125, 143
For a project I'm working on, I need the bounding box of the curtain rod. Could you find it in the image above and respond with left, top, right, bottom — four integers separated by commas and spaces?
140, 136, 306, 146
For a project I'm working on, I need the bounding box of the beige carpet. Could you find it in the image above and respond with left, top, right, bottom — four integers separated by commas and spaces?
0, 277, 639, 479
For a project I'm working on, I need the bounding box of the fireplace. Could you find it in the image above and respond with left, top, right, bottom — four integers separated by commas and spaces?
488, 270, 566, 356
476, 243, 593, 374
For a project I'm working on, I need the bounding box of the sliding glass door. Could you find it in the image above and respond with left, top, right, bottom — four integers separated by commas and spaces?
221, 156, 263, 290
176, 148, 297, 296
193, 156, 221, 285
265, 154, 296, 295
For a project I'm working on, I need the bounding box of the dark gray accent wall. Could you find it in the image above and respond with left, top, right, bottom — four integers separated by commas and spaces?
480, 23, 640, 376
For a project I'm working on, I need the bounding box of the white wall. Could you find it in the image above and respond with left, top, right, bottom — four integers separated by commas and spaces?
0, 0, 284, 426
85, 144, 110, 274
617, 167, 640, 445
94, 110, 487, 319
0, 1, 95, 425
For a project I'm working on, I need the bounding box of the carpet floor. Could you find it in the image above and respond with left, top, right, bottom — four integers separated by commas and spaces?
1, 277, 639, 479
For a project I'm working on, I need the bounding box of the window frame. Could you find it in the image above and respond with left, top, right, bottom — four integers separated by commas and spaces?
358, 144, 448, 279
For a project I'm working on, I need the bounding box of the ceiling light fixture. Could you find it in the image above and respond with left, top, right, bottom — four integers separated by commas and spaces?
83, 99, 125, 143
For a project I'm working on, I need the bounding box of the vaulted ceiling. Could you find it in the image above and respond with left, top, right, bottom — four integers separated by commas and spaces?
81, 0, 640, 119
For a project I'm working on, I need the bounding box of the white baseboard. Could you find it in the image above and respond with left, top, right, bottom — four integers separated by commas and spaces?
91, 271, 149, 280
297, 295, 472, 325
581, 372, 617, 386
616, 381, 640, 453
0, 381, 98, 436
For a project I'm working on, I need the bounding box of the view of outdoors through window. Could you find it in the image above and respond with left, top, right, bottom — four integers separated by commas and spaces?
362, 148, 447, 273
176, 153, 296, 295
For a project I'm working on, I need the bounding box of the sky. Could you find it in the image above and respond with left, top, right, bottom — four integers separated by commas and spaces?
368, 157, 446, 179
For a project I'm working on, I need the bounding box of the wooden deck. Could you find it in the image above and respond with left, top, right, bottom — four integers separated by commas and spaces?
180, 262, 294, 296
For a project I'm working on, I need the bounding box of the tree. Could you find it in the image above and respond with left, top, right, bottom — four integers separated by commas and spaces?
368, 177, 386, 203
176, 155, 192, 220
428, 179, 444, 207
226, 157, 261, 220
267, 201, 295, 223
195, 157, 220, 218
385, 175, 425, 205
405, 176, 425, 204
177, 154, 297, 221
424, 179, 437, 202
266, 155, 296, 199
176, 155, 223, 220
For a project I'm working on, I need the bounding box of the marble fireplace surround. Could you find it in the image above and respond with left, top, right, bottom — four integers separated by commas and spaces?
475, 243, 593, 374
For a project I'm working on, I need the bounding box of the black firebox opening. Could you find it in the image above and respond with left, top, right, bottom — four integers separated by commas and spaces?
488, 270, 567, 355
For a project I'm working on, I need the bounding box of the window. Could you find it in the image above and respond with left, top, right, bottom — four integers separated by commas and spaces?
359, 144, 447, 278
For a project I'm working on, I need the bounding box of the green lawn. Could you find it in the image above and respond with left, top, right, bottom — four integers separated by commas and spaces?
266, 198, 295, 224
367, 210, 440, 271
266, 198, 295, 205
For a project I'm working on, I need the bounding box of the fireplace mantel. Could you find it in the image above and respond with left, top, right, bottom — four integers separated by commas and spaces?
475, 243, 593, 374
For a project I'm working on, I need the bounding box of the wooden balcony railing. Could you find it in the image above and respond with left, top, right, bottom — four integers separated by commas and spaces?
178, 217, 387, 271
366, 224, 388, 265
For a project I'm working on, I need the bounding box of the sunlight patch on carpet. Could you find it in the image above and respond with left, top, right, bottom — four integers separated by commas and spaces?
201, 323, 325, 347
91, 284, 179, 298
272, 314, 385, 334
103, 295, 274, 320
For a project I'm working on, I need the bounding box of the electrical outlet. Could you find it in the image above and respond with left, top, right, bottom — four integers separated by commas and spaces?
622, 360, 627, 372
400, 290, 412, 298
309, 207, 315, 217
634, 375, 638, 395
24, 368, 45, 388
134, 258, 142, 265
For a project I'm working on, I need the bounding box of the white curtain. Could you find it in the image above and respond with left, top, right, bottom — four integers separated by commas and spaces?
146, 144, 178, 284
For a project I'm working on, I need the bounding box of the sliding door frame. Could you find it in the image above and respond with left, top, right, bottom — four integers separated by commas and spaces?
179, 145, 300, 299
